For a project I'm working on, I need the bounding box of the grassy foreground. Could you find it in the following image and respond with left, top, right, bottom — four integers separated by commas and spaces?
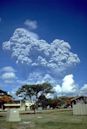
0, 109, 87, 129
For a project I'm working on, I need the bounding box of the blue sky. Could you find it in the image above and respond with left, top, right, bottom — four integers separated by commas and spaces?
0, 0, 87, 97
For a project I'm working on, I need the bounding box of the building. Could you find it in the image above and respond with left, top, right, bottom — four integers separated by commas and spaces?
71, 96, 87, 115
0, 89, 13, 110
71, 96, 87, 106
3, 100, 34, 111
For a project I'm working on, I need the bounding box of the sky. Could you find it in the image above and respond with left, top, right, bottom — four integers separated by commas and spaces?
0, 0, 87, 97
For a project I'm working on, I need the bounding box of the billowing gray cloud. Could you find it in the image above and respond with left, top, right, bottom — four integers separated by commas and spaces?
16, 72, 56, 86
3, 28, 80, 74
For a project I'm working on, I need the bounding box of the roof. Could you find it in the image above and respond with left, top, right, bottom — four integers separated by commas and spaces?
4, 103, 21, 107
71, 96, 87, 101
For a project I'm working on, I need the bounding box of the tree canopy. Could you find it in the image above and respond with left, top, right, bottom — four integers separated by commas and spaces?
0, 89, 13, 103
16, 82, 54, 101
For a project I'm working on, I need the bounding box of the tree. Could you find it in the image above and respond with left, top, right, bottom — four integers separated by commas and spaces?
16, 82, 54, 101
58, 96, 73, 108
32, 82, 54, 99
16, 85, 34, 100
47, 98, 61, 109
0, 89, 13, 110
38, 94, 48, 109
0, 95, 13, 103
0, 89, 7, 95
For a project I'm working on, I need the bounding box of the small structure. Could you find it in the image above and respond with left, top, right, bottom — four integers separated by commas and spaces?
4, 103, 21, 110
0, 89, 13, 110
6, 109, 21, 122
4, 100, 35, 111
71, 96, 87, 115
71, 96, 87, 106
25, 100, 35, 110
73, 103, 87, 115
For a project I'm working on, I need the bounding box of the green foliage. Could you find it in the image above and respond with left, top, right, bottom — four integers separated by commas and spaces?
38, 94, 48, 109
16, 82, 54, 101
0, 89, 8, 95
59, 96, 72, 106
16, 84, 34, 100
47, 98, 61, 109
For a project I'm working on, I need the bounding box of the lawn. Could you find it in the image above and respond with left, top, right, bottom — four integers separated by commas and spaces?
0, 109, 87, 129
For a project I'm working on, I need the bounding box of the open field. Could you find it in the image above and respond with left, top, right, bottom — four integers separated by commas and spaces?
0, 109, 87, 129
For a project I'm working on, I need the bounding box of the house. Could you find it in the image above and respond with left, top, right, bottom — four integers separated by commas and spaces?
0, 90, 13, 110
3, 100, 35, 111
71, 96, 87, 115
0, 89, 35, 111
71, 96, 87, 106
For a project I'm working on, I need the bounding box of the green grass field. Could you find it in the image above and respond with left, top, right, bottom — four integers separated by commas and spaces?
0, 109, 87, 129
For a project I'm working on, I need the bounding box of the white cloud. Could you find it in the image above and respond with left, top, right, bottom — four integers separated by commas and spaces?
17, 73, 79, 96
2, 27, 80, 90
0, 66, 17, 84
29, 73, 56, 84
26, 31, 39, 39
24, 19, 37, 30
1, 66, 16, 73
24, 19, 39, 39
9, 87, 21, 99
62, 74, 77, 94
53, 74, 78, 96
17, 72, 56, 85
2, 28, 80, 75
46, 93, 54, 99
80, 84, 87, 96
53, 85, 62, 94
1, 72, 16, 80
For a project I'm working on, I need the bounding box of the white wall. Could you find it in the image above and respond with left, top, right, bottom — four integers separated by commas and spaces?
73, 103, 87, 115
